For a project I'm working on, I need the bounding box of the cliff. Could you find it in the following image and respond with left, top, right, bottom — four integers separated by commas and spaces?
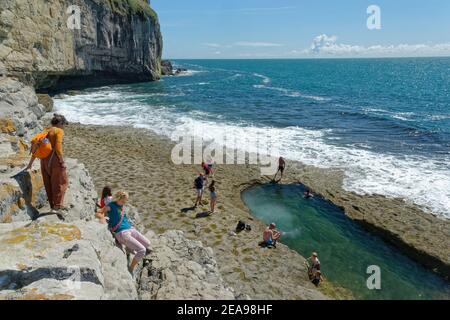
0, 0, 162, 91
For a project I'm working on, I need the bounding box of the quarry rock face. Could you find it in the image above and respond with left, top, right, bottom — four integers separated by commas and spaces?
0, 0, 163, 90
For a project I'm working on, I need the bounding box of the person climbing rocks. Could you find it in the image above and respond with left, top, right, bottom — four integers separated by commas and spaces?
305, 252, 321, 281
100, 191, 151, 275
26, 114, 69, 218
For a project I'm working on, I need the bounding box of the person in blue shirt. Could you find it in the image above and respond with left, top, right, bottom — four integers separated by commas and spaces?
101, 191, 150, 274
193, 173, 205, 207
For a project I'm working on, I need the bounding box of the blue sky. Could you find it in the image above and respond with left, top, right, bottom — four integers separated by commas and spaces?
151, 0, 450, 59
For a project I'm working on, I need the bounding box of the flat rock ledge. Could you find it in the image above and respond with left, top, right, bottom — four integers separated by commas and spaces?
0, 77, 240, 300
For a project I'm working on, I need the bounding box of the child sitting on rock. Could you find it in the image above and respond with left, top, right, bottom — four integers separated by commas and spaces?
95, 186, 113, 223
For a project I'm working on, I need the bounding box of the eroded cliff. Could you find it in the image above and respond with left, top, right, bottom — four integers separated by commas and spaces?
0, 0, 162, 90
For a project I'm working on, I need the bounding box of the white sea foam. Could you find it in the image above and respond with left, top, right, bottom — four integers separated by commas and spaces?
252, 72, 330, 101
55, 92, 450, 219
253, 73, 271, 84
253, 84, 330, 101
175, 69, 205, 77
363, 108, 417, 121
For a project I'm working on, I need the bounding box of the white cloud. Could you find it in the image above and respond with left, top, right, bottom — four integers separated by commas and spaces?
234, 41, 284, 47
304, 34, 450, 57
202, 43, 223, 48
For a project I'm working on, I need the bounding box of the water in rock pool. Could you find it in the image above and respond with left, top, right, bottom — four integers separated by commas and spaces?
242, 184, 450, 300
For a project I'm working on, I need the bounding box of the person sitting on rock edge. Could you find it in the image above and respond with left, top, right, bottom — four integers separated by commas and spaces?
101, 191, 151, 275
263, 223, 281, 247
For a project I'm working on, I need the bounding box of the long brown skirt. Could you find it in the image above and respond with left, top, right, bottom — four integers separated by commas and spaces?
40, 154, 68, 209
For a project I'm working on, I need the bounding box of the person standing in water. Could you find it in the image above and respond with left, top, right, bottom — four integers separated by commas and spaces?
304, 189, 314, 199
273, 157, 286, 181
26, 114, 69, 217
101, 191, 151, 275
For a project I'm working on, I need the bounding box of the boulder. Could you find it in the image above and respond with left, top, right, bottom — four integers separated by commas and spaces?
0, 78, 45, 140
36, 94, 53, 113
0, 218, 138, 300
161, 60, 174, 76
138, 230, 241, 300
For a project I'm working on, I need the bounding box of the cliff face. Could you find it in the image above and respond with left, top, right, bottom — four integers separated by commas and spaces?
0, 0, 162, 90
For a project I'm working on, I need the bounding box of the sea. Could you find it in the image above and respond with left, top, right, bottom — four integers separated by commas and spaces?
54, 57, 450, 218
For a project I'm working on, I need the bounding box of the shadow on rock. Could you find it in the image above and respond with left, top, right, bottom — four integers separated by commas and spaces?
0, 267, 101, 290
195, 211, 211, 219
11, 170, 40, 219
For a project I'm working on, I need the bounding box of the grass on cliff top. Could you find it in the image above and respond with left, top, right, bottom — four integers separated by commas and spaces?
105, 0, 157, 19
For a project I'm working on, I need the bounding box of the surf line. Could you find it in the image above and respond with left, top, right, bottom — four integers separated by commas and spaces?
177, 304, 212, 318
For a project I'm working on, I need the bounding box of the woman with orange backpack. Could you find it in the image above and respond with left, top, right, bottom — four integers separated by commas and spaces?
26, 114, 69, 217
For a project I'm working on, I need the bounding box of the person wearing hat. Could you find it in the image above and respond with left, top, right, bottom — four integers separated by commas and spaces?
263, 222, 281, 247
305, 252, 321, 280
26, 114, 69, 217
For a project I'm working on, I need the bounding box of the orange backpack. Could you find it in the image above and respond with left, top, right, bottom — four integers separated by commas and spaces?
30, 130, 53, 159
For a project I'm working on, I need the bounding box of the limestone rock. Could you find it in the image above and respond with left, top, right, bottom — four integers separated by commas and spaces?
0, 78, 44, 139
138, 230, 239, 300
62, 159, 97, 222
161, 60, 174, 76
0, 0, 163, 90
0, 218, 138, 300
36, 94, 53, 113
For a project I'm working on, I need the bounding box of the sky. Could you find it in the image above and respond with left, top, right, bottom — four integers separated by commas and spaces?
151, 0, 450, 59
